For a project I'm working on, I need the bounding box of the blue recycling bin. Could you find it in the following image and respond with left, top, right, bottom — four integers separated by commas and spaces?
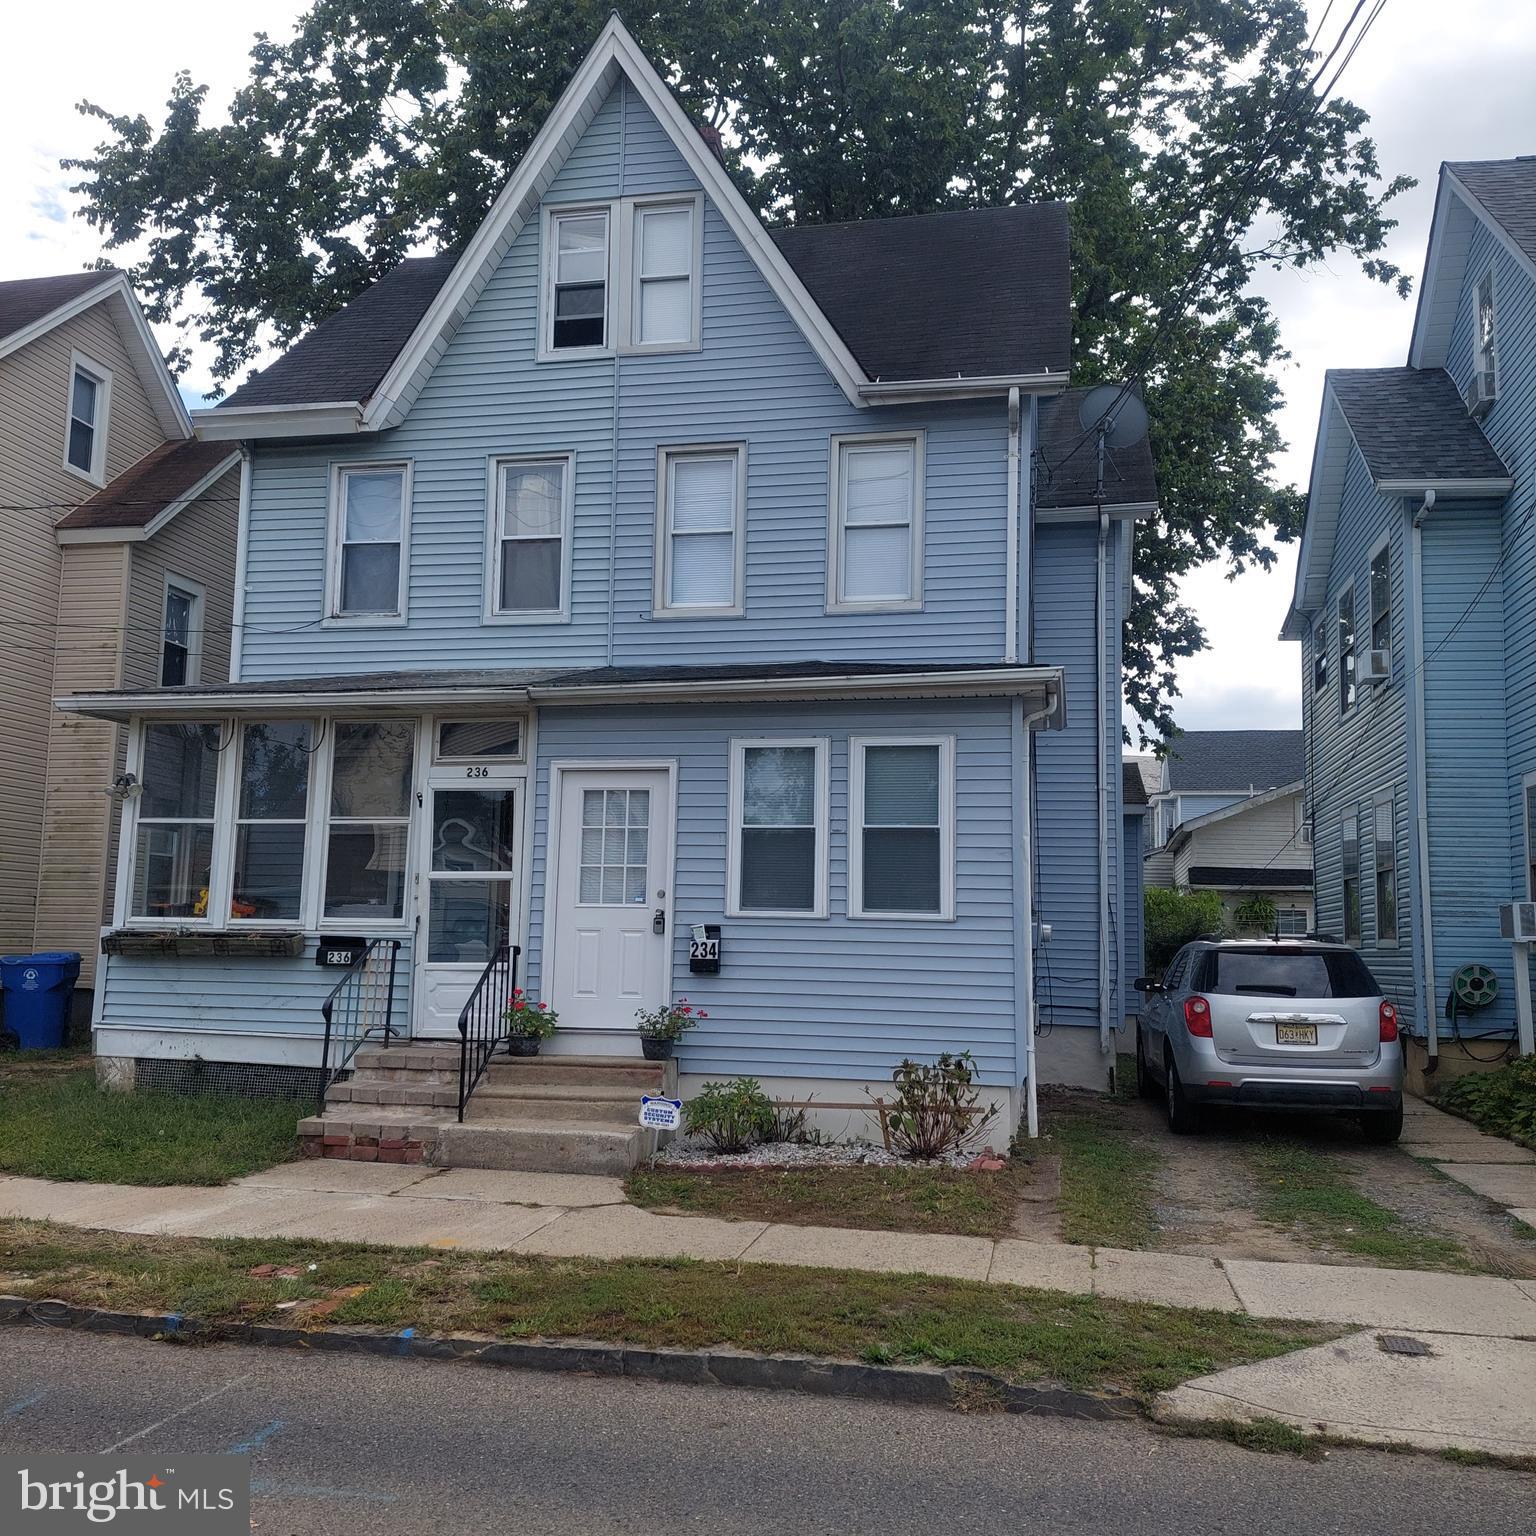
0, 952, 81, 1049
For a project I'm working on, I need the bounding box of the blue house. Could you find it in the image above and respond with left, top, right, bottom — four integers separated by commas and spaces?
1283, 157, 1535, 1077
60, 19, 1155, 1160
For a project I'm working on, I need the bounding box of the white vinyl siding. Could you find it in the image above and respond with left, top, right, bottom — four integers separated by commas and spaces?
327, 463, 410, 622
849, 736, 954, 920
655, 444, 745, 615
485, 454, 572, 622
828, 434, 924, 612
726, 738, 828, 918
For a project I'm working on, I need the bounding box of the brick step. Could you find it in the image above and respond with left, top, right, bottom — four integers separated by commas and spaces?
434, 1118, 648, 1175
467, 1082, 640, 1127
483, 1056, 666, 1090
353, 1045, 461, 1074
326, 1082, 459, 1109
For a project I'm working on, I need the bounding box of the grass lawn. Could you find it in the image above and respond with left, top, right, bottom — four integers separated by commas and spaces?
1041, 1067, 1159, 1249
1245, 1140, 1476, 1272
0, 1218, 1337, 1399
0, 1063, 300, 1186
625, 1162, 1034, 1238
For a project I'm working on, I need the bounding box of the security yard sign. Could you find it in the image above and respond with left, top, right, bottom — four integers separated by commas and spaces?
639, 1095, 683, 1131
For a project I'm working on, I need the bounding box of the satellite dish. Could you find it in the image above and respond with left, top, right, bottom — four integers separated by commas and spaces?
1078, 384, 1149, 450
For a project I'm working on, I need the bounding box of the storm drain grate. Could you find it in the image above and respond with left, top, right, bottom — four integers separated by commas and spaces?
1376, 1333, 1434, 1357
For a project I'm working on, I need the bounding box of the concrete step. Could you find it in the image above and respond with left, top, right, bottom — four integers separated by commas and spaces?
467, 1082, 640, 1127
326, 1082, 459, 1109
434, 1118, 648, 1175
354, 1044, 461, 1074
482, 1056, 666, 1090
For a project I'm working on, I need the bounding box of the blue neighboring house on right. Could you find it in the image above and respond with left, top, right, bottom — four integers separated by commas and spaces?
1283, 157, 1535, 1071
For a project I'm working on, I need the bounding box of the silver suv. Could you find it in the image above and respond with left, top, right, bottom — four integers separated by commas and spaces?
1134, 939, 1403, 1142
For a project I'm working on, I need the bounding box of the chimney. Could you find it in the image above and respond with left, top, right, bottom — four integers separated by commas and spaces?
696, 121, 728, 168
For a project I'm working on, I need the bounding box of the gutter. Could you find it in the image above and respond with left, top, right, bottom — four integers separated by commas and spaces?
857, 370, 1069, 405
1097, 508, 1113, 1056
193, 401, 365, 441
1019, 692, 1056, 1139
1408, 490, 1439, 1064
1005, 387, 1021, 664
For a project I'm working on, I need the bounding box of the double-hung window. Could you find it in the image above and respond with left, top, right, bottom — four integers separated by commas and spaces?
546, 208, 610, 354
130, 724, 221, 919
1524, 772, 1536, 900
1341, 807, 1361, 946
487, 455, 571, 620
323, 722, 416, 922
656, 445, 744, 615
850, 737, 954, 919
231, 723, 312, 922
161, 579, 203, 686
1337, 584, 1356, 715
65, 355, 109, 482
1369, 542, 1391, 657
1374, 791, 1397, 945
631, 199, 700, 349
330, 464, 409, 620
829, 435, 923, 611
727, 739, 828, 917
1312, 620, 1327, 695
1476, 268, 1497, 384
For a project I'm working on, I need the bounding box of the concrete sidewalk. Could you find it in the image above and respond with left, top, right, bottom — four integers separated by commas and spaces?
3, 1160, 1536, 1337
1400, 1096, 1536, 1229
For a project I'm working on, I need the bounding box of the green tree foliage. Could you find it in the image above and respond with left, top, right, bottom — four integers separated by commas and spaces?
65, 1, 1412, 736
1144, 887, 1225, 972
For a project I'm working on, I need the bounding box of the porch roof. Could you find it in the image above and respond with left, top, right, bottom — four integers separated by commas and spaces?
57, 659, 1067, 726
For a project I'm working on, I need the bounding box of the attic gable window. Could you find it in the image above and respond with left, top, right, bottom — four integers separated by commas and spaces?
1337, 584, 1356, 715
1312, 620, 1327, 694
1476, 268, 1497, 382
64, 354, 110, 483
545, 208, 610, 354
630, 197, 701, 350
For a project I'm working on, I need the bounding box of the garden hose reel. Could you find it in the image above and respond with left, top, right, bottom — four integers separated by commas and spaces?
1445, 963, 1498, 1028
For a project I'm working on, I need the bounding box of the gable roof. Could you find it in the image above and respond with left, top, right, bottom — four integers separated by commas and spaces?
1163, 730, 1304, 793
1445, 159, 1536, 270
55, 440, 240, 544
201, 17, 1071, 440
1034, 386, 1158, 512
1164, 777, 1304, 858
768, 205, 1070, 385
1121, 760, 1149, 808
0, 269, 190, 442
1328, 368, 1510, 485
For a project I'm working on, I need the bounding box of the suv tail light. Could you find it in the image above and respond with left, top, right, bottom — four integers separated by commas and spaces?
1184, 995, 1213, 1037
1379, 1000, 1399, 1042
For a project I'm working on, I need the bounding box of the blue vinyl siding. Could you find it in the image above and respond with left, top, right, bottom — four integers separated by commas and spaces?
524, 698, 1024, 1086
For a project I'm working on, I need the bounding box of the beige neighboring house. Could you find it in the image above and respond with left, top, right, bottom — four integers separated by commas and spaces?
1144, 779, 1315, 935
0, 269, 239, 1025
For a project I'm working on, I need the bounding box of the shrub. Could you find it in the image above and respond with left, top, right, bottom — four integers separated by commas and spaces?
878, 1053, 994, 1160
1232, 895, 1278, 936
683, 1077, 776, 1153
1144, 887, 1226, 972
1435, 1055, 1536, 1148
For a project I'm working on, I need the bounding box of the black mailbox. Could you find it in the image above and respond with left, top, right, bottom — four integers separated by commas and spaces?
317, 935, 367, 967
688, 924, 721, 975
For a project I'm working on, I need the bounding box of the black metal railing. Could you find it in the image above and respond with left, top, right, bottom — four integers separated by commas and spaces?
319, 939, 402, 1097
457, 942, 521, 1121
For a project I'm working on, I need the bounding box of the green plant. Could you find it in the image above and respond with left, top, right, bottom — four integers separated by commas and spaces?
768, 1100, 815, 1145
1144, 888, 1226, 972
1435, 1056, 1536, 1148
683, 1078, 775, 1154
877, 1053, 994, 1161
1232, 895, 1277, 936
503, 990, 559, 1040
635, 998, 707, 1042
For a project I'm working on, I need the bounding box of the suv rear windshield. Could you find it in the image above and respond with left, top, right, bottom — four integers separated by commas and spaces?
1199, 947, 1381, 999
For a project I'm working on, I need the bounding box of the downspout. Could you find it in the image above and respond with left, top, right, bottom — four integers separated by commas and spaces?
1410, 490, 1438, 1064
1097, 509, 1112, 1054
228, 445, 253, 684
1005, 387, 1021, 663
1020, 686, 1056, 1138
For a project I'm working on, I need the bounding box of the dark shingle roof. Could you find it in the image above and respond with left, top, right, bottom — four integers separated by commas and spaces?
768, 204, 1071, 381
1186, 866, 1312, 891
0, 270, 121, 347
222, 256, 457, 409
1122, 761, 1149, 807
1035, 387, 1158, 509
1447, 158, 1536, 267
1164, 731, 1305, 793
55, 440, 239, 533
1328, 368, 1510, 484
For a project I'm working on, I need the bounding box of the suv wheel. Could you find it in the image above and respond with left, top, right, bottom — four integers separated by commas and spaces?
1164, 1051, 1201, 1135
1135, 1026, 1157, 1099
1359, 1102, 1404, 1145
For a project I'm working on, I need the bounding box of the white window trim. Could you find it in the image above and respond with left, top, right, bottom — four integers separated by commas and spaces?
1522, 769, 1536, 902
848, 734, 955, 922
1311, 619, 1328, 694
725, 737, 829, 919
538, 202, 618, 362
1373, 786, 1398, 948
620, 192, 704, 354
653, 442, 746, 618
1475, 263, 1498, 390
1367, 534, 1392, 662
1341, 805, 1361, 948
325, 461, 412, 626
827, 431, 926, 614
221, 718, 319, 928
481, 451, 575, 625
1337, 579, 1357, 716
160, 573, 206, 687
63, 350, 112, 486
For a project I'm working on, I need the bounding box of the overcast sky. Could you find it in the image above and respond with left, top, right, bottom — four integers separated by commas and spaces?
5, 1, 1534, 738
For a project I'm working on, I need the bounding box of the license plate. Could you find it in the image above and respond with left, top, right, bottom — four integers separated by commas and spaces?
1276, 1023, 1318, 1046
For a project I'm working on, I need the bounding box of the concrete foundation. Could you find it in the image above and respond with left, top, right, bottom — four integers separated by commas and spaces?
1404, 1036, 1520, 1099
95, 1055, 134, 1092
1032, 1021, 1125, 1091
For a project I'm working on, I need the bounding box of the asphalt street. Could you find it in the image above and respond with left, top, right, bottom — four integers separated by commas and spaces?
1, 1329, 1531, 1535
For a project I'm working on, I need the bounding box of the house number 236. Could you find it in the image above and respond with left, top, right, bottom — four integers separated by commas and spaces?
465, 766, 489, 778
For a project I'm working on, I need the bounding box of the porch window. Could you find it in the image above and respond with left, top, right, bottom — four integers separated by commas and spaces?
631, 200, 698, 348
1341, 807, 1361, 946
728, 739, 827, 917
1337, 585, 1356, 715
230, 722, 312, 922
657, 445, 744, 614
1374, 791, 1396, 945
330, 464, 409, 619
161, 580, 202, 686
546, 208, 609, 353
130, 723, 221, 919
829, 435, 923, 611
323, 721, 416, 921
850, 737, 954, 919
489, 456, 569, 618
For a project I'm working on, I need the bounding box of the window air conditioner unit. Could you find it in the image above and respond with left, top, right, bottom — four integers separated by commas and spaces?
1500, 901, 1536, 943
1464, 369, 1496, 420
1361, 648, 1391, 684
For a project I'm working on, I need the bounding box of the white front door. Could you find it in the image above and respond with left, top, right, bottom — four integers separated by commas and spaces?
548, 768, 672, 1031
415, 781, 522, 1036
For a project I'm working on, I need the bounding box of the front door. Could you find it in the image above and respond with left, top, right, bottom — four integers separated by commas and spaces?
415, 781, 521, 1036
548, 768, 671, 1032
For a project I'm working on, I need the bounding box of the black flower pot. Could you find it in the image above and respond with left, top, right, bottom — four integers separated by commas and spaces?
507, 1035, 541, 1057
640, 1036, 674, 1061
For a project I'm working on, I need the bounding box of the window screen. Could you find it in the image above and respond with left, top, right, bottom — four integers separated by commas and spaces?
859, 743, 942, 914
737, 745, 818, 913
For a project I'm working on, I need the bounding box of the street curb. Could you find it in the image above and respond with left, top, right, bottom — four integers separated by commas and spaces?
0, 1295, 1137, 1421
